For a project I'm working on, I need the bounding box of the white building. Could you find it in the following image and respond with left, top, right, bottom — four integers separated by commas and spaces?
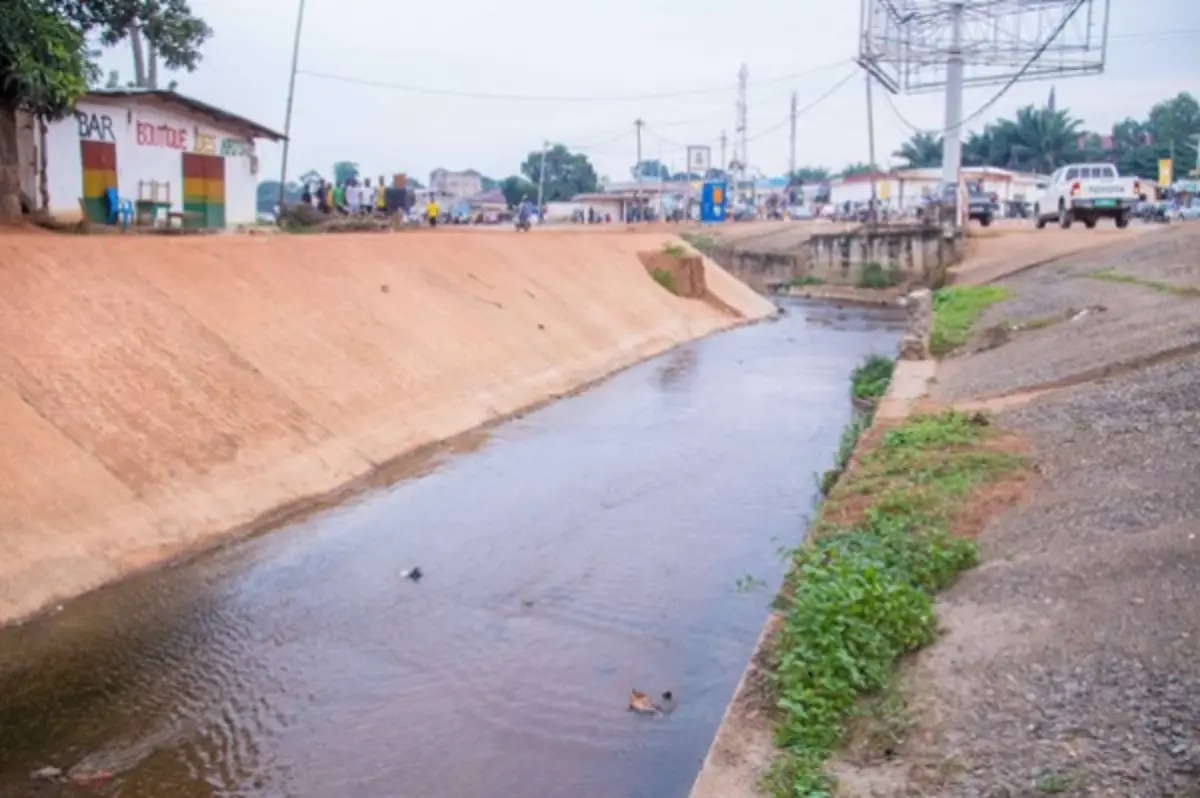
428, 168, 484, 200
827, 167, 1049, 212
15, 88, 283, 228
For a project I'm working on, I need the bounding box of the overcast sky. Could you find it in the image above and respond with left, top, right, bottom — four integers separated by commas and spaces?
95, 0, 1199, 184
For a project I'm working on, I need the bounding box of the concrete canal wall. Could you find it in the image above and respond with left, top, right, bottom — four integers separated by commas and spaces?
0, 230, 775, 625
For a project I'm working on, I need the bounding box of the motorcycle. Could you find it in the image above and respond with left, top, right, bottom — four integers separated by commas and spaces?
515, 214, 531, 232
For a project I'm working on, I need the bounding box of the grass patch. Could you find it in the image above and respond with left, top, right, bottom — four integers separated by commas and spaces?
651, 268, 678, 294
850, 355, 895, 402
792, 274, 825, 287
930, 285, 1011, 356
857, 262, 906, 290
1089, 268, 1200, 297
763, 410, 1028, 796
680, 231, 716, 254
818, 418, 866, 496
661, 242, 688, 259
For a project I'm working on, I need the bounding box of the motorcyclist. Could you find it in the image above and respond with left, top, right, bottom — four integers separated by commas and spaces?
518, 195, 534, 223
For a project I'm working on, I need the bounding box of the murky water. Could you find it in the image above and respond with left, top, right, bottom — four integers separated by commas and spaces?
0, 300, 902, 798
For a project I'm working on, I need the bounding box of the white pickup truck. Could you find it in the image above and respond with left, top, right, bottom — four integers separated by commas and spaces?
1033, 163, 1142, 230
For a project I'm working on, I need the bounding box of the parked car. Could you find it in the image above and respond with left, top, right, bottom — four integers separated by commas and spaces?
787, 206, 814, 220
917, 181, 997, 226
1176, 201, 1200, 222
1032, 163, 1140, 229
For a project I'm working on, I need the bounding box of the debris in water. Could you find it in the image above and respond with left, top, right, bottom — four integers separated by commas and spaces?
628, 690, 664, 717
30, 766, 62, 781
401, 567, 423, 581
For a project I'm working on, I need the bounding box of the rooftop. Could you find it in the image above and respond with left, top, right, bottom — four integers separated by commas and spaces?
85, 88, 285, 141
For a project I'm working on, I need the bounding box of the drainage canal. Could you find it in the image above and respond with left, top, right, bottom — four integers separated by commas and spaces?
0, 299, 902, 798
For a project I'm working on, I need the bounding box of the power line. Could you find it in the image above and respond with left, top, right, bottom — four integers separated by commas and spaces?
294, 58, 855, 103
743, 68, 860, 144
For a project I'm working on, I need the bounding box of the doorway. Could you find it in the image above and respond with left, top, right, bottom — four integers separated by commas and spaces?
181, 152, 226, 228
80, 140, 117, 223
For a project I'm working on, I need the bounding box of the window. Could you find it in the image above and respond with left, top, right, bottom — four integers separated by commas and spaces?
1065, 167, 1080, 181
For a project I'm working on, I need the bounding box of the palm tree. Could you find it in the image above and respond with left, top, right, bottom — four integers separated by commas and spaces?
1008, 105, 1083, 172
892, 132, 943, 168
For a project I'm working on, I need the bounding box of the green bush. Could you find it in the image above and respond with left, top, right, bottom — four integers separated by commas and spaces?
850, 355, 895, 401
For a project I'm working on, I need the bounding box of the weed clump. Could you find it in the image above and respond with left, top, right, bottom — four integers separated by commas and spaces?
661, 242, 688, 259
651, 268, 678, 294
791, 274, 824, 287
764, 411, 1025, 796
850, 355, 895, 402
857, 262, 905, 290
930, 285, 1011, 355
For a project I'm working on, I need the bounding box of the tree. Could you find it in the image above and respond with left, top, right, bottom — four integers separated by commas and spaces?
839, 162, 878, 177
332, 160, 359, 185
480, 176, 500, 191
0, 0, 210, 219
631, 159, 669, 181
892, 132, 943, 168
789, 166, 830, 183
1145, 92, 1200, 178
500, 175, 537, 207
519, 144, 598, 202
257, 180, 301, 212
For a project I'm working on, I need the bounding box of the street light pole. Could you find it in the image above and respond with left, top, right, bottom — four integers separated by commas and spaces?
277, 0, 307, 211
536, 140, 548, 214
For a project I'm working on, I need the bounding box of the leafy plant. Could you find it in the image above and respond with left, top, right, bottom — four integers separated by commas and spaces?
764, 411, 1026, 795
791, 274, 824, 287
930, 285, 1011, 355
661, 242, 688, 259
851, 355, 895, 401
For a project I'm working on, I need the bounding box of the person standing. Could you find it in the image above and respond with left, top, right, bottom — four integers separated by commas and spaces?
426, 196, 440, 228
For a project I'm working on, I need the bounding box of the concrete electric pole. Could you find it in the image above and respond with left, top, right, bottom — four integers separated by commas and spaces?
736, 63, 748, 201
720, 130, 727, 177
788, 90, 797, 179
634, 118, 645, 179
865, 72, 878, 224
536, 140, 548, 210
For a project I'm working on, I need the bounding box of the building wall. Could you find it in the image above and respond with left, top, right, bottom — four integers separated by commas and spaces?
429, 169, 483, 200
43, 96, 260, 226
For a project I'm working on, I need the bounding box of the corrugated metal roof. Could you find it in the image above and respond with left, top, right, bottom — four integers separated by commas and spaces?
85, 88, 285, 141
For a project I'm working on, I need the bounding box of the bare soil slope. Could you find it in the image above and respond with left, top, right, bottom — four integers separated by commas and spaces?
0, 231, 774, 624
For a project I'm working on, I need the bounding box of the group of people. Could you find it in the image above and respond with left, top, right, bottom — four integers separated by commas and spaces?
300, 176, 389, 216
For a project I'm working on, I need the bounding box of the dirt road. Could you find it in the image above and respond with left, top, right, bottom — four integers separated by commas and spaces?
835, 225, 1200, 796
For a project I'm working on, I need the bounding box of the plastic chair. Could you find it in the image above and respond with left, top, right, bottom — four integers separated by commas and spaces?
104, 187, 134, 229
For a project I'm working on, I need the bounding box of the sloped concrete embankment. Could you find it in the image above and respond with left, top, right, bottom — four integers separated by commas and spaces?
0, 231, 775, 625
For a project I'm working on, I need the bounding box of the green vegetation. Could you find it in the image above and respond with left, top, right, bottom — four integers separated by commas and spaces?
930, 285, 1011, 356
680, 232, 717, 254
765, 411, 1027, 796
791, 274, 825, 287
857, 262, 906, 290
850, 355, 895, 402
661, 242, 688, 259
651, 268, 678, 294
1089, 269, 1200, 298
818, 418, 865, 497
1034, 771, 1073, 794
891, 92, 1198, 182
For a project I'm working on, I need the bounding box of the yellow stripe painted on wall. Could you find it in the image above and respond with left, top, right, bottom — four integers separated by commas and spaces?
82, 170, 117, 198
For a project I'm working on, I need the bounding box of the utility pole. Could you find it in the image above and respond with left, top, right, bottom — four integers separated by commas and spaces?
736, 63, 748, 203
537, 140, 548, 212
865, 72, 878, 225
788, 90, 797, 179
634, 118, 645, 180
277, 0, 307, 211
942, 1, 966, 229
720, 130, 727, 178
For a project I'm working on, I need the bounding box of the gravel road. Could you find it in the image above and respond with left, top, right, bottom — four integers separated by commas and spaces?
934, 225, 1200, 403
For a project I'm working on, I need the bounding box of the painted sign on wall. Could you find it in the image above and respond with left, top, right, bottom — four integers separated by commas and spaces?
76, 111, 115, 142
220, 139, 251, 157
193, 128, 219, 155
136, 120, 189, 150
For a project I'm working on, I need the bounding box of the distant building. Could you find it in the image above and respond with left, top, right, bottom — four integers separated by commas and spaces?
429, 168, 483, 200
15, 87, 283, 227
